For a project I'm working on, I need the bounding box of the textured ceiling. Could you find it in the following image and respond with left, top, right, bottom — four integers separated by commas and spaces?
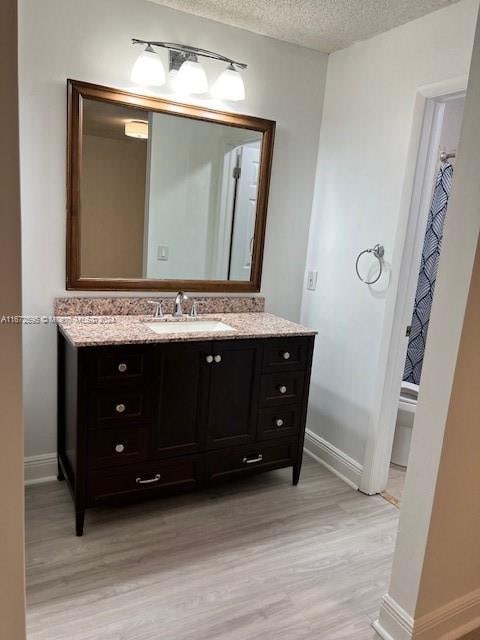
148, 0, 460, 53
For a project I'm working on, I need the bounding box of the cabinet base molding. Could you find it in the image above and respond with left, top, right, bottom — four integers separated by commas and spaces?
304, 429, 363, 490
414, 588, 480, 640
25, 453, 57, 485
375, 589, 480, 640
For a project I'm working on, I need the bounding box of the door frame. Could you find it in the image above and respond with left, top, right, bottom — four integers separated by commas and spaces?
360, 77, 468, 495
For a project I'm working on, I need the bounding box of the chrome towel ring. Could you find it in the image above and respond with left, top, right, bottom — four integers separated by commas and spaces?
355, 244, 385, 284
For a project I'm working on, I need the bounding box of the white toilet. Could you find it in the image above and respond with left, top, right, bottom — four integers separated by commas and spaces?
391, 381, 419, 467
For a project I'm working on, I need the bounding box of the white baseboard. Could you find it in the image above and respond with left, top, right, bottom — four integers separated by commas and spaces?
24, 453, 57, 485
376, 594, 414, 640
375, 590, 480, 640
372, 619, 396, 640
304, 429, 363, 490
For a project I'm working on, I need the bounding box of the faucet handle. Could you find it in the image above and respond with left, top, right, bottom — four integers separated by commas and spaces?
147, 300, 163, 318
190, 300, 199, 318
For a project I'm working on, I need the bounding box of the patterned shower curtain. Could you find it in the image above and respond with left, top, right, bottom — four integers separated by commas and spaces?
403, 162, 454, 385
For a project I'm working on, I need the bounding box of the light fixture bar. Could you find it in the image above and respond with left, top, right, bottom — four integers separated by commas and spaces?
132, 39, 247, 70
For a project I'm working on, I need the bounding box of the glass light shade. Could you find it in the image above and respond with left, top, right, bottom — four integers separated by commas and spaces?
212, 65, 245, 101
131, 47, 166, 86
125, 120, 149, 139
175, 59, 208, 95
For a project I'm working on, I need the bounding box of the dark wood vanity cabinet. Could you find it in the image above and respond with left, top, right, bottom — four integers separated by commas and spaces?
58, 334, 314, 535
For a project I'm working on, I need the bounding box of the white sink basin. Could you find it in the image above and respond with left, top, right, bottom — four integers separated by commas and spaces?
145, 320, 236, 335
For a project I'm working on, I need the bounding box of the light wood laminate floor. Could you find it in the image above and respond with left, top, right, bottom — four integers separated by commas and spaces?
26, 457, 399, 640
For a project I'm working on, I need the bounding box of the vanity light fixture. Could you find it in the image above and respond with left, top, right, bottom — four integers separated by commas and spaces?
131, 39, 247, 100
130, 44, 166, 86
125, 120, 149, 139
175, 55, 209, 95
212, 64, 245, 101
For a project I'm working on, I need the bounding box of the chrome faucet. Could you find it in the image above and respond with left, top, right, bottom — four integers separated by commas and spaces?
173, 291, 188, 317
147, 300, 163, 319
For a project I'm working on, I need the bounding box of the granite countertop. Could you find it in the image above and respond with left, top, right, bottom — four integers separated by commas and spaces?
56, 312, 317, 347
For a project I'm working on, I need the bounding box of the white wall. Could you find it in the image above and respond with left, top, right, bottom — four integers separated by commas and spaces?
18, 0, 327, 458
301, 0, 479, 470
145, 114, 220, 280
439, 98, 465, 152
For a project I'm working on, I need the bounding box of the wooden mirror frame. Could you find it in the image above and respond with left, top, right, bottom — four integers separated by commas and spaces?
66, 79, 275, 292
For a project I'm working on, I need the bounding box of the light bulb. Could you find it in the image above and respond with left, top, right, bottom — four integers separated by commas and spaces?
131, 45, 166, 86
212, 64, 245, 101
175, 57, 208, 95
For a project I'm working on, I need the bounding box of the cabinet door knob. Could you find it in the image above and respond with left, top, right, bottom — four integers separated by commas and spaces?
275, 418, 284, 427
115, 403, 126, 413
115, 444, 125, 453
282, 351, 291, 360
214, 354, 222, 363
278, 385, 287, 394
135, 474, 161, 485
118, 363, 128, 373
243, 454, 263, 464
206, 355, 214, 363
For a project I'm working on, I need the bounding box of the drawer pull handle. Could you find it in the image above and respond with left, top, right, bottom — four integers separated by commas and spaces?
115, 403, 126, 413
275, 418, 284, 427
118, 363, 128, 373
243, 454, 263, 464
282, 351, 291, 360
206, 355, 214, 364
136, 474, 161, 485
214, 354, 222, 363
115, 444, 125, 453
278, 385, 287, 394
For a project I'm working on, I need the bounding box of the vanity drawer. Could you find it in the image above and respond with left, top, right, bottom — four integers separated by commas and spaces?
89, 345, 153, 386
88, 426, 149, 469
258, 406, 301, 440
260, 371, 305, 406
207, 440, 295, 481
88, 458, 198, 504
262, 337, 309, 372
89, 389, 153, 428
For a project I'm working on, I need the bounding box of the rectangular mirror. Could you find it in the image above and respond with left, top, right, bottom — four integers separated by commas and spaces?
67, 80, 275, 292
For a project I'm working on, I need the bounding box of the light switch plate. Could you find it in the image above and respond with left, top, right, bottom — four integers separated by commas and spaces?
157, 245, 169, 261
307, 270, 318, 291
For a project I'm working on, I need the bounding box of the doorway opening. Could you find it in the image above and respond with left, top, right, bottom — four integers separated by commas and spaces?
226, 141, 260, 281
209, 138, 261, 280
376, 91, 465, 506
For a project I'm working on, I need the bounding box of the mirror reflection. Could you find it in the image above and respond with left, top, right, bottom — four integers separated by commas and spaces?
80, 98, 263, 282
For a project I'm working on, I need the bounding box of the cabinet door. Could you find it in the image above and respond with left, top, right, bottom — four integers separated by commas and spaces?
207, 340, 261, 448
153, 342, 210, 457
